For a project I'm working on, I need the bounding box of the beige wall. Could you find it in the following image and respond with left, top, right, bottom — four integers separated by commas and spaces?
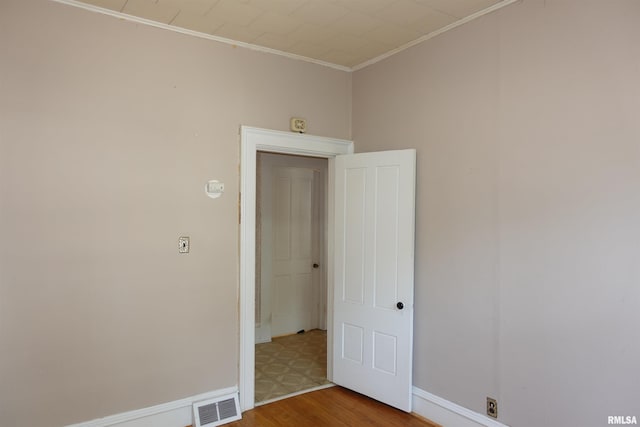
0, 1, 350, 426
353, 0, 640, 426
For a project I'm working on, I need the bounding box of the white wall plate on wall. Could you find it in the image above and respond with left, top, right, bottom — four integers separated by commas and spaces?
205, 180, 224, 199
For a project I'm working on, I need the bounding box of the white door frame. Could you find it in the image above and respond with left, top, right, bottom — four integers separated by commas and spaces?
239, 126, 353, 411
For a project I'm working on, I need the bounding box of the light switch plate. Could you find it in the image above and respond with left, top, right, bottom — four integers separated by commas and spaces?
178, 236, 190, 253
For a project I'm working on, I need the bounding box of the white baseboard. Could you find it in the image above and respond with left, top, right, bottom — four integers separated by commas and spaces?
67, 383, 505, 427
254, 325, 272, 344
412, 387, 510, 427
66, 386, 238, 427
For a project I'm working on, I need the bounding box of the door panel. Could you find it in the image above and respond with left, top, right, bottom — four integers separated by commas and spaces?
343, 168, 366, 305
274, 176, 291, 259
333, 149, 416, 412
373, 331, 397, 374
374, 165, 401, 310
342, 323, 364, 364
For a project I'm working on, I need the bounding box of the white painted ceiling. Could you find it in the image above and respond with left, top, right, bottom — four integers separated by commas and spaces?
66, 0, 514, 70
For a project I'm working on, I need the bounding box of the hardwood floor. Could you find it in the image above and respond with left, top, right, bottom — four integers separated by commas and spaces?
225, 386, 440, 427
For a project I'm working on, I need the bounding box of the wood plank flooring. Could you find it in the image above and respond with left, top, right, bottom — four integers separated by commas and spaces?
225, 386, 440, 427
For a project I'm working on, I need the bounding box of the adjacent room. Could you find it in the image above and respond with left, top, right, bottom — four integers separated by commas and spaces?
1, 1, 638, 427
254, 151, 330, 403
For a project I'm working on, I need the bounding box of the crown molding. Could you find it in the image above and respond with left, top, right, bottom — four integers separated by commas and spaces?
352, 0, 521, 71
51, 0, 521, 73
50, 0, 352, 72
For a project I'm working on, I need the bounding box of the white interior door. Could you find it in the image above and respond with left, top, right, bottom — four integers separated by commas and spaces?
332, 149, 416, 412
271, 167, 315, 336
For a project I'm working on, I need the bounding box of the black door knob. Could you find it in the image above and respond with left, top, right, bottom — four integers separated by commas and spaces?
397, 302, 404, 310
313, 263, 319, 268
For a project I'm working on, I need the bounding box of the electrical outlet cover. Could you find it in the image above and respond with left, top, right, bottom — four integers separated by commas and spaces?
486, 397, 498, 418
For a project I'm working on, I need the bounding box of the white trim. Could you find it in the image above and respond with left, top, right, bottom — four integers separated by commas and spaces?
66, 386, 238, 427
351, 0, 521, 71
325, 157, 335, 383
239, 127, 353, 412
254, 336, 271, 344
52, 0, 518, 73
255, 383, 336, 407
412, 387, 511, 427
50, 0, 350, 72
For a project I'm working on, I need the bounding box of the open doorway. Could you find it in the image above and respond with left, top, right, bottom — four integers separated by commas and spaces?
241, 128, 416, 412
239, 126, 353, 411
254, 152, 329, 403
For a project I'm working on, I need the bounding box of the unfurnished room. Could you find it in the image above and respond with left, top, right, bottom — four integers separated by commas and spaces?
0, 1, 638, 426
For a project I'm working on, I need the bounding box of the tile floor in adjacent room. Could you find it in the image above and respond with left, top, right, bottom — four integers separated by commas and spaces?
255, 329, 331, 403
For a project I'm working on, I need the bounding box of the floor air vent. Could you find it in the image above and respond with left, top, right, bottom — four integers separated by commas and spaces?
193, 393, 241, 427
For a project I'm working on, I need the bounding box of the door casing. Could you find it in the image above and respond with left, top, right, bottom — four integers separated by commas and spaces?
239, 126, 353, 411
